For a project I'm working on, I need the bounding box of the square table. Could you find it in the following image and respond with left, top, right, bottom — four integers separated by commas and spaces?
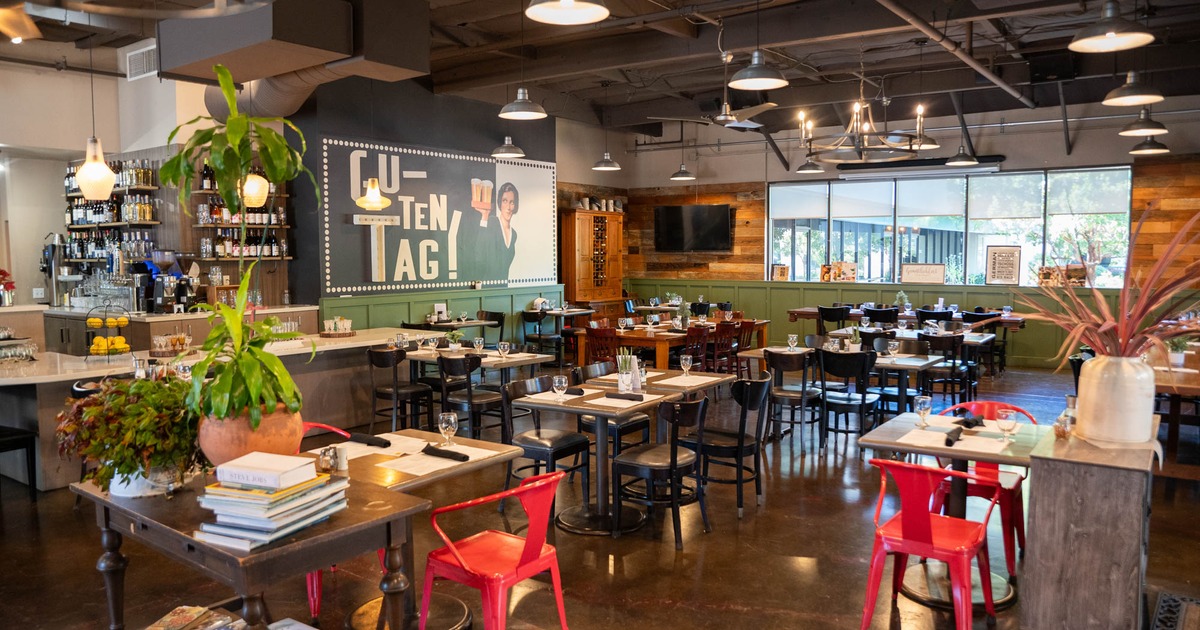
787, 307, 1026, 332
828, 326, 996, 347
583, 369, 736, 439
526, 308, 595, 366
71, 478, 429, 630
429, 318, 498, 331
403, 347, 555, 389
859, 412, 1051, 613
514, 388, 682, 535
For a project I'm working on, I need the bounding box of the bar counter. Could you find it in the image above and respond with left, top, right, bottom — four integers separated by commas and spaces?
0, 326, 440, 491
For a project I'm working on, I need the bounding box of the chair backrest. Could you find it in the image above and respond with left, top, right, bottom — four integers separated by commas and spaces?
736, 320, 757, 351
681, 326, 709, 368
817, 305, 851, 335
438, 354, 484, 400
860, 328, 896, 348
401, 321, 431, 331
804, 334, 829, 349
918, 331, 964, 362
689, 302, 711, 316
571, 360, 617, 385
648, 297, 661, 306
939, 401, 1036, 423
872, 337, 892, 354
501, 375, 554, 440
832, 302, 859, 309
730, 371, 773, 443
588, 317, 610, 329
915, 309, 954, 325
818, 348, 876, 385
764, 348, 810, 375
477, 310, 506, 345
659, 397, 709, 470
623, 299, 637, 315
711, 321, 738, 361
367, 346, 404, 369
960, 310, 999, 335
897, 338, 930, 355
862, 307, 899, 324
716, 301, 733, 312
869, 458, 998, 547
585, 327, 620, 364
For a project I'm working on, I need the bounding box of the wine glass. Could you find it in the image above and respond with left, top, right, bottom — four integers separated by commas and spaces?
996, 409, 1018, 442
426, 336, 439, 352
914, 396, 932, 429
680, 354, 693, 377
552, 375, 568, 401
861, 316, 871, 329
437, 412, 458, 447
1002, 305, 1013, 316
896, 319, 908, 331
672, 317, 682, 330
617, 317, 627, 332
697, 294, 704, 303
724, 311, 734, 322
697, 314, 707, 325
460, 311, 468, 323
949, 304, 959, 314
473, 337, 484, 352
787, 334, 798, 352
904, 302, 913, 313
887, 340, 900, 356
497, 341, 510, 358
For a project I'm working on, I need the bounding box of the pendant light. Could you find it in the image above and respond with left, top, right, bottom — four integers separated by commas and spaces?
669, 123, 696, 181
592, 82, 621, 171
1068, 0, 1154, 54
912, 41, 939, 150
525, 0, 609, 26
1119, 107, 1168, 137
728, 1, 787, 91
77, 45, 115, 201
795, 156, 823, 174
242, 167, 270, 208
795, 112, 822, 173
492, 136, 526, 158
1102, 70, 1163, 107
945, 146, 978, 166
356, 178, 392, 210
501, 4, 547, 120
713, 45, 737, 125
1129, 137, 1169, 155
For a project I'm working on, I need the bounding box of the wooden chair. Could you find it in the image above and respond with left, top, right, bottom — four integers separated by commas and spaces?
817, 305, 851, 335
476, 310, 506, 349
584, 326, 620, 365
438, 355, 503, 439
915, 309, 953, 327
681, 372, 771, 519
498, 377, 591, 515
707, 321, 739, 374
861, 306, 899, 326
671, 326, 709, 371
733, 319, 759, 379
816, 348, 879, 448
918, 332, 971, 405
764, 350, 820, 449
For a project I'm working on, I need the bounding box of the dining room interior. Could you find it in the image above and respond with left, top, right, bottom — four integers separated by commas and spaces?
1, 1, 1200, 629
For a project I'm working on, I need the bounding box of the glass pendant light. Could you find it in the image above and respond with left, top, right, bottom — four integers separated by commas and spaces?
1129, 137, 1169, 155
242, 168, 270, 208
1102, 71, 1163, 107
1068, 0, 1154, 54
728, 1, 787, 91
1119, 107, 1168, 137
500, 6, 548, 120
492, 136, 526, 158
355, 177, 392, 210
526, 0, 609, 26
592, 82, 621, 171
77, 46, 114, 201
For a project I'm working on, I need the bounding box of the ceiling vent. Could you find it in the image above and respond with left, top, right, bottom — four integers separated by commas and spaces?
125, 43, 158, 81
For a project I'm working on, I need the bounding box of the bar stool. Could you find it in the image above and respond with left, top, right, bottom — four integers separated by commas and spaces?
367, 347, 434, 433
0, 426, 37, 502
521, 310, 564, 366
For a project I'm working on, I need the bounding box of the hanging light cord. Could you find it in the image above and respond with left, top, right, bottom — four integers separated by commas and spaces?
89, 46, 96, 136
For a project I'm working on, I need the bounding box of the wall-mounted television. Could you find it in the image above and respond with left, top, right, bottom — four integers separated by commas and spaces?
653, 204, 733, 252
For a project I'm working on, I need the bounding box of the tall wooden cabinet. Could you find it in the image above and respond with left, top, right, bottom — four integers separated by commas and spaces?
560, 208, 623, 304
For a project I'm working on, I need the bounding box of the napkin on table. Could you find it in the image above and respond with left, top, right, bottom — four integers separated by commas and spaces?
606, 392, 643, 401
422, 444, 469, 462
944, 427, 964, 447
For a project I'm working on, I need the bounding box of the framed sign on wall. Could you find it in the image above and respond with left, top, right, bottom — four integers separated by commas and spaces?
318, 136, 557, 296
985, 245, 1022, 285
901, 263, 946, 284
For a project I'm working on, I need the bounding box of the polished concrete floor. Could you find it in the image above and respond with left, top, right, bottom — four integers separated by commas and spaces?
2, 367, 1198, 629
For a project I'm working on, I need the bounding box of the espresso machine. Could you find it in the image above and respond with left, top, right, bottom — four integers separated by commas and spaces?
153, 275, 177, 313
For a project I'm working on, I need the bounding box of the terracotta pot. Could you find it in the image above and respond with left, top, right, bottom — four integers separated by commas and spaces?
197, 404, 304, 466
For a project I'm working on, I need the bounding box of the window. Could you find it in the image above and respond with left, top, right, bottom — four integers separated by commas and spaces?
766, 167, 1130, 286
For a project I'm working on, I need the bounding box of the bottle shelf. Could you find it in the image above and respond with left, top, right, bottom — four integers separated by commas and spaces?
195, 257, 294, 262
65, 258, 106, 263
191, 189, 288, 198
65, 185, 160, 199
192, 224, 291, 229
66, 221, 161, 230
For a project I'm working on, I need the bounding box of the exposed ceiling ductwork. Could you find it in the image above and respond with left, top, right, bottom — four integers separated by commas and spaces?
155, 0, 429, 119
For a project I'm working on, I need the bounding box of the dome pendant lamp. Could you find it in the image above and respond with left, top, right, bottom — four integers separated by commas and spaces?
1068, 0, 1154, 54
492, 136, 526, 159
77, 47, 115, 201
526, 0, 609, 26
1129, 137, 1169, 155
669, 122, 696, 181
592, 82, 621, 171
728, 1, 787, 91
500, 6, 548, 120
1119, 107, 1168, 137
1102, 70, 1163, 107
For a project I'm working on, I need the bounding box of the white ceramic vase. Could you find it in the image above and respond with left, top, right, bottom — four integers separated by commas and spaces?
1075, 355, 1156, 443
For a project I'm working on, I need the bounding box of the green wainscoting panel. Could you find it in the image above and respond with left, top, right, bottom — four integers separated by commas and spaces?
626, 278, 1117, 369
320, 285, 564, 343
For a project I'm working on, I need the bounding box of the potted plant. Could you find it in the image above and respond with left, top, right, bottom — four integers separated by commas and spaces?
56, 377, 205, 495
1167, 337, 1189, 367
894, 290, 909, 309
847, 327, 862, 352
444, 329, 465, 351
186, 263, 314, 466
1014, 212, 1200, 443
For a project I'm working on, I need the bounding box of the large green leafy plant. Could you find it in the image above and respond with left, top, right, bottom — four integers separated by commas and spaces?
188, 262, 314, 428
160, 63, 318, 272
56, 377, 204, 492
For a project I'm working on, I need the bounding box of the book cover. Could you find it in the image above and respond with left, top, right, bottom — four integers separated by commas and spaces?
216, 452, 317, 489
192, 529, 266, 552
203, 474, 331, 504
214, 490, 347, 532
199, 477, 349, 518
148, 606, 208, 630
199, 499, 348, 543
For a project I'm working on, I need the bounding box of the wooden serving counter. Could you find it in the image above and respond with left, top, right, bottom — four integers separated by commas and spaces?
0, 326, 440, 491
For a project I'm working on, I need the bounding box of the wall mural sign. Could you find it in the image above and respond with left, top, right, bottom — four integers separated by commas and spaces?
320, 136, 557, 296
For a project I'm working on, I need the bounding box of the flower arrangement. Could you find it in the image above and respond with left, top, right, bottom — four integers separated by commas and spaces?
0, 268, 14, 292
616, 347, 635, 373
1014, 211, 1200, 368
893, 290, 908, 308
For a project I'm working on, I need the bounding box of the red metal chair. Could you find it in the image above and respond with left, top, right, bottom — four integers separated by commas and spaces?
934, 401, 1037, 581
297, 422, 353, 624
861, 458, 1001, 630
420, 471, 569, 630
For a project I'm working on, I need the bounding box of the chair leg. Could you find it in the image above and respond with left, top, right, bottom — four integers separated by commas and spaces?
306, 569, 322, 623
498, 461, 514, 513
948, 555, 976, 630
890, 553, 909, 597
549, 561, 569, 630
25, 441, 36, 502
978, 544, 997, 620
481, 584, 509, 630
611, 468, 623, 539
999, 490, 1018, 580
860, 539, 888, 630
698, 468, 711, 534
671, 475, 684, 550
419, 566, 436, 630
735, 454, 745, 519
1014, 487, 1027, 559
581, 451, 591, 512
754, 450, 764, 506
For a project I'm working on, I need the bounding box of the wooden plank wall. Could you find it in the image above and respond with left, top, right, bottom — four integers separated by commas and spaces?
625, 182, 766, 280
1131, 153, 1200, 279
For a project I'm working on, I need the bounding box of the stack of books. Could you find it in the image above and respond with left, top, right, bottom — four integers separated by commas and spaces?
194, 452, 350, 551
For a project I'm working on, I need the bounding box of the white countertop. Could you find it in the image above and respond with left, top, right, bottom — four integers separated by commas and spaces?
0, 326, 442, 386
44, 304, 319, 323
0, 304, 50, 314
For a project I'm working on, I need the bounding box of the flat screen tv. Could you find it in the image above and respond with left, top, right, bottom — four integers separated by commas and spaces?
653, 204, 733, 252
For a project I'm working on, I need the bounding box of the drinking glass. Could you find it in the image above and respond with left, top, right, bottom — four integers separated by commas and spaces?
426, 336, 439, 351
497, 341, 511, 358
914, 396, 932, 429
861, 316, 871, 328
888, 340, 900, 356
617, 317, 626, 332
552, 375, 569, 401
724, 311, 734, 322
787, 334, 798, 351
697, 314, 707, 325
437, 412, 458, 447
386, 338, 397, 350
460, 311, 468, 322
473, 337, 485, 352
672, 317, 682, 330
697, 294, 704, 303
949, 304, 959, 314
896, 319, 908, 330
679, 354, 693, 377
996, 409, 1018, 442
1002, 305, 1013, 315
175, 364, 192, 380
904, 302, 913, 313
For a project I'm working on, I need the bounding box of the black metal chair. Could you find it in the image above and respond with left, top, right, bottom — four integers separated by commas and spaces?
476, 310, 506, 349
867, 338, 925, 418
521, 310, 564, 366
862, 306, 899, 326
919, 332, 971, 405
915, 309, 954, 327
804, 334, 849, 392
716, 301, 733, 312
437, 354, 504, 439
816, 348, 880, 449
764, 350, 820, 449
817, 305, 851, 335
962, 310, 1002, 376
680, 371, 772, 519
367, 347, 434, 433
0, 426, 37, 502
498, 376, 591, 514
612, 397, 711, 550
689, 302, 711, 317
570, 362, 651, 457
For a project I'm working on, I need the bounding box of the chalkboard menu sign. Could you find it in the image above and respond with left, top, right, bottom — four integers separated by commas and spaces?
319, 136, 557, 296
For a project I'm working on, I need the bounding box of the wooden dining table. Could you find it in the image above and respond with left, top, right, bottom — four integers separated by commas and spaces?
859, 412, 1052, 613
583, 368, 736, 440
1152, 361, 1200, 480
788, 307, 1025, 332
575, 319, 770, 370
828, 326, 996, 347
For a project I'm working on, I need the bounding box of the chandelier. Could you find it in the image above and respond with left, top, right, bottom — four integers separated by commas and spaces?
797, 101, 923, 164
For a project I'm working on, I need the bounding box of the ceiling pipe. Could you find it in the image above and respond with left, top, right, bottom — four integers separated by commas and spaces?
204, 64, 355, 120
873, 0, 1036, 109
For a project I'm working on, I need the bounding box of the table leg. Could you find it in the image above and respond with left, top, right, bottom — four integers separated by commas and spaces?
897, 370, 910, 416
655, 339, 669, 371
577, 334, 589, 367
555, 414, 644, 535
97, 524, 127, 630
379, 541, 407, 630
